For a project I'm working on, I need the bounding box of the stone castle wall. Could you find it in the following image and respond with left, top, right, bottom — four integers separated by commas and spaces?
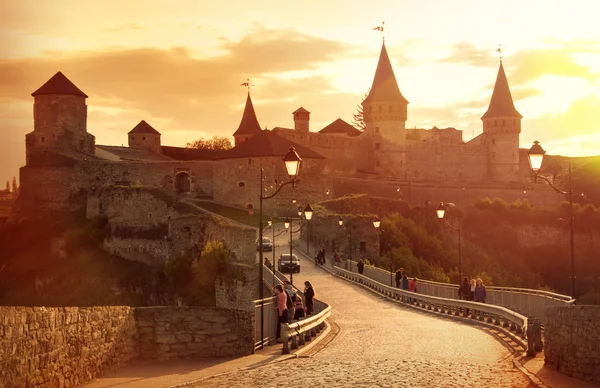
545, 305, 600, 385
0, 306, 137, 388
331, 175, 562, 208
135, 307, 254, 359
0, 306, 255, 388
212, 157, 329, 216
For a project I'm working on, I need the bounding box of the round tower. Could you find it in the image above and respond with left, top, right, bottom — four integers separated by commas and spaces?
26, 71, 95, 163
482, 62, 522, 181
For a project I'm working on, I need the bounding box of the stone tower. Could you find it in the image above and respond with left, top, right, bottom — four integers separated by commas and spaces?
128, 120, 162, 152
482, 62, 522, 181
26, 72, 95, 163
233, 93, 262, 146
361, 42, 409, 175
293, 107, 310, 132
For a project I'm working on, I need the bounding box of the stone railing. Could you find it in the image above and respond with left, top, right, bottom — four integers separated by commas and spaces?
343, 260, 574, 323
334, 266, 533, 353
253, 264, 330, 353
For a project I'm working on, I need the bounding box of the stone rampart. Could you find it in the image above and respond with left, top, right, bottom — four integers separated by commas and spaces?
135, 307, 254, 359
0, 306, 137, 388
544, 305, 600, 385
0, 306, 255, 387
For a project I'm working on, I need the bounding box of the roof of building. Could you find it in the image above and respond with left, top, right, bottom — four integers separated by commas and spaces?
95, 145, 172, 161
218, 130, 325, 159
318, 118, 362, 136
161, 146, 227, 161
482, 62, 522, 119
233, 93, 262, 136
293, 106, 310, 114
128, 120, 161, 135
363, 43, 408, 105
31, 71, 88, 98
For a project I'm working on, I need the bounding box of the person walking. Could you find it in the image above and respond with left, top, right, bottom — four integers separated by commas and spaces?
395, 268, 404, 288
275, 285, 288, 342
304, 281, 315, 316
474, 278, 487, 303
357, 259, 365, 274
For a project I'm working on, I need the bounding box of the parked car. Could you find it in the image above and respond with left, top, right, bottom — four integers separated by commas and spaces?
257, 237, 273, 251
278, 253, 300, 273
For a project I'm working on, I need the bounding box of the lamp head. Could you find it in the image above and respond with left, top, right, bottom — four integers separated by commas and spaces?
284, 217, 290, 230
268, 217, 273, 227
338, 217, 343, 226
283, 147, 302, 179
304, 204, 313, 221
436, 202, 446, 219
373, 217, 381, 229
527, 140, 546, 174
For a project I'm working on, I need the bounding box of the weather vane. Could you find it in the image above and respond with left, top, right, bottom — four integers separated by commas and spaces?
240, 78, 253, 93
497, 44, 502, 63
373, 21, 385, 42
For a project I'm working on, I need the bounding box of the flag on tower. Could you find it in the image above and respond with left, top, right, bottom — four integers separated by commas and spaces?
373, 26, 384, 31
241, 82, 249, 87
496, 47, 501, 53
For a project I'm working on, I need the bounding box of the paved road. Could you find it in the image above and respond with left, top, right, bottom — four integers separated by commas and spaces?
195, 239, 533, 388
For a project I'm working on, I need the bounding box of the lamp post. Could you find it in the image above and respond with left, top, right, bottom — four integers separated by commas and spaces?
284, 217, 295, 286
268, 218, 275, 287
436, 202, 462, 283
373, 217, 393, 287
527, 140, 576, 299
258, 147, 302, 350
339, 217, 352, 271
304, 204, 313, 256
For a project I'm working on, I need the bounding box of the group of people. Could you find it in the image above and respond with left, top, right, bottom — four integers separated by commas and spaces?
458, 277, 487, 302
395, 268, 418, 292
314, 246, 326, 266
274, 280, 315, 342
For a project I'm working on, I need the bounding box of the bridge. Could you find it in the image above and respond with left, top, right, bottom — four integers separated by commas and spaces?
196, 227, 576, 387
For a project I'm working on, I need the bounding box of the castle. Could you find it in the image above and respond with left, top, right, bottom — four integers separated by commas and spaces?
11, 42, 565, 222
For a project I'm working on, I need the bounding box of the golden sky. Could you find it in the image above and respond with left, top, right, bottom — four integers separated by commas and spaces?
1, 0, 599, 182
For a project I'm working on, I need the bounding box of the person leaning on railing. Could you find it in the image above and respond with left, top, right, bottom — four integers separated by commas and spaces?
304, 281, 315, 316
275, 284, 288, 343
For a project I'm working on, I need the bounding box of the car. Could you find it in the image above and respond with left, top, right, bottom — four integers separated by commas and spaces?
278, 253, 300, 273
257, 237, 273, 252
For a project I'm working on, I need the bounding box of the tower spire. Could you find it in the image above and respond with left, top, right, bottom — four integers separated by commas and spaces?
482, 61, 522, 119
363, 42, 408, 104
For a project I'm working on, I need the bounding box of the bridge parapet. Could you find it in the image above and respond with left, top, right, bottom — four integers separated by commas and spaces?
344, 260, 574, 324
334, 266, 535, 354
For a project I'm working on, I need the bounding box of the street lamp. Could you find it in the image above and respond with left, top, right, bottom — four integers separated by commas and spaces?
436, 202, 462, 283
338, 217, 343, 226
258, 147, 302, 350
373, 217, 392, 286
527, 141, 576, 298
304, 204, 313, 256
297, 206, 303, 217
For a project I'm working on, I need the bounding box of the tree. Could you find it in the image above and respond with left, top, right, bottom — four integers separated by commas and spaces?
11, 176, 18, 196
351, 89, 370, 131
185, 136, 232, 151
4, 180, 9, 193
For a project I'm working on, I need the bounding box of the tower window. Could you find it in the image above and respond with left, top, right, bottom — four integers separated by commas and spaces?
248, 159, 252, 165
492, 139, 495, 145
143, 136, 146, 140
375, 142, 380, 150
376, 160, 380, 167
375, 127, 380, 134
41, 136, 45, 144
131, 136, 135, 141
238, 182, 245, 188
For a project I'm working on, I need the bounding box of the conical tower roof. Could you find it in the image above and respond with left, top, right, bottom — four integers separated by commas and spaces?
128, 120, 161, 135
363, 42, 408, 104
482, 62, 522, 119
233, 93, 262, 136
31, 71, 88, 98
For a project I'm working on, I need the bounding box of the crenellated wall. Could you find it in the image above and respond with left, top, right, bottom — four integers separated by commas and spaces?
545, 306, 600, 385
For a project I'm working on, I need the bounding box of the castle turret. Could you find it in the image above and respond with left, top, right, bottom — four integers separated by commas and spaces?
26, 71, 95, 163
233, 93, 262, 146
128, 120, 161, 152
362, 42, 408, 144
482, 62, 522, 181
293, 107, 310, 132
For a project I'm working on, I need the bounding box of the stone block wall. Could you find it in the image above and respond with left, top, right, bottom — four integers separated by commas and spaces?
135, 307, 254, 359
545, 305, 600, 385
0, 306, 137, 388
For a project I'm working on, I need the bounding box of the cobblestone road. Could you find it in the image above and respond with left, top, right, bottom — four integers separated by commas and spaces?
194, 245, 533, 388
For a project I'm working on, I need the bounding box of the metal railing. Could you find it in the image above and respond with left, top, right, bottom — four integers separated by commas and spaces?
253, 264, 331, 353
334, 266, 533, 352
344, 260, 574, 323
